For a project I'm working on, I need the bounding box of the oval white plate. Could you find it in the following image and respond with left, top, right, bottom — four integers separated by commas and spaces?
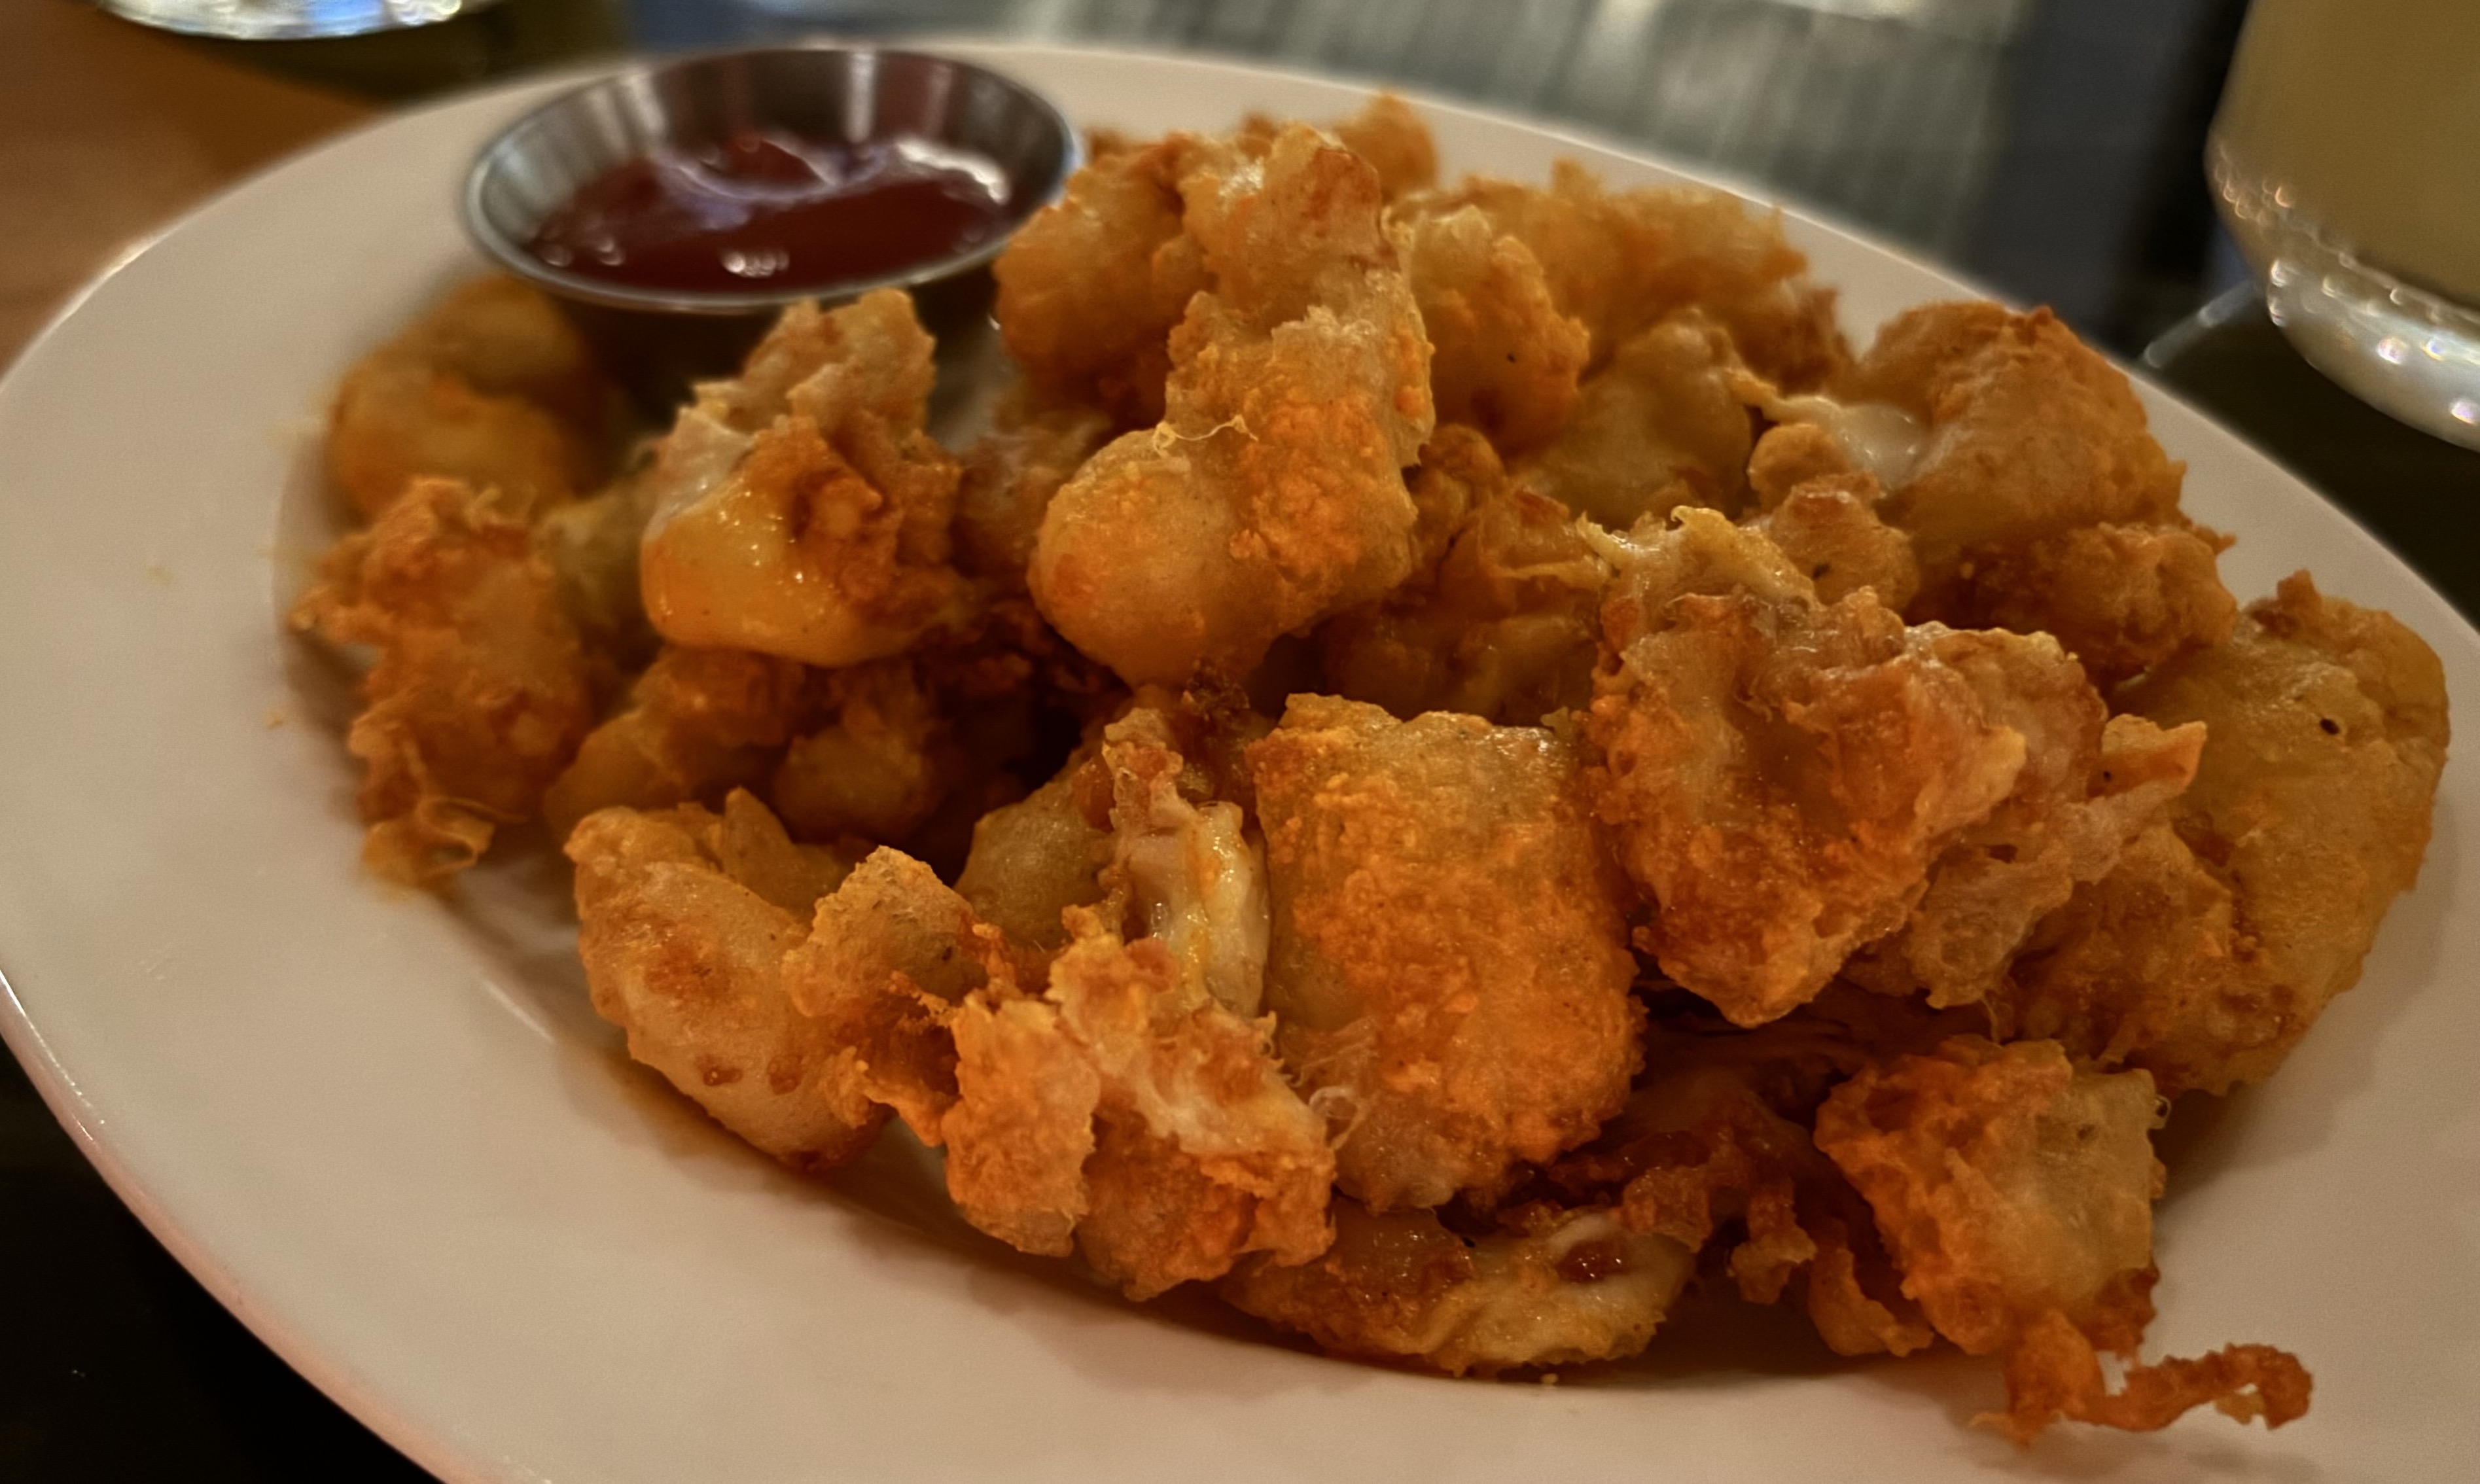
0, 43, 2472, 1484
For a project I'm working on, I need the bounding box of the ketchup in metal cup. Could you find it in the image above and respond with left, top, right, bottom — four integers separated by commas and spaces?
526, 128, 1014, 293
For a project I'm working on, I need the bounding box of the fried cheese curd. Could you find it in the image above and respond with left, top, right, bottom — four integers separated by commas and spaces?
1833, 302, 2239, 686
542, 643, 812, 841
567, 791, 881, 1171
294, 97, 2461, 1449
1514, 312, 1756, 528
953, 389, 1113, 586
1394, 200, 1591, 454
1816, 1038, 2311, 1441
544, 599, 1111, 859
1250, 695, 1641, 1209
1318, 425, 1610, 726
995, 97, 1432, 431
535, 444, 664, 682
638, 291, 965, 668
1021, 122, 1436, 686
779, 697, 1333, 1298
1991, 574, 2449, 1094
1540, 995, 1962, 1358
327, 275, 615, 521
989, 130, 1207, 429
1243, 93, 1440, 203
291, 476, 595, 884
1582, 507, 2175, 1026
1394, 159, 1848, 396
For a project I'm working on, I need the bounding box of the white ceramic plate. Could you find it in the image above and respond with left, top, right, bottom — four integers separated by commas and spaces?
0, 43, 2472, 1484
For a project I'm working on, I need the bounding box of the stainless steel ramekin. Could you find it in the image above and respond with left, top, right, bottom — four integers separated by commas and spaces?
464, 44, 1078, 406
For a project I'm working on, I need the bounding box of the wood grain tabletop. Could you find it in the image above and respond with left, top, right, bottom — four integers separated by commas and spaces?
0, 0, 370, 366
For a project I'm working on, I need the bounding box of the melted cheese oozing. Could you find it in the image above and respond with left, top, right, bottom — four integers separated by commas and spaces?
1771, 393, 1927, 490
1119, 798, 1269, 1018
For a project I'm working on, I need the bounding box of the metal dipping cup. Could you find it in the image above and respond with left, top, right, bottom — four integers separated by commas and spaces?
463, 45, 1079, 409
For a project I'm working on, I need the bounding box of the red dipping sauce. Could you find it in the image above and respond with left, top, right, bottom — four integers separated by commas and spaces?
527, 129, 1014, 293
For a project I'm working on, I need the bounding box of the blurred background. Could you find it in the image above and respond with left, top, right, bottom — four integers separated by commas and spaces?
0, 1, 2467, 1480
25, 0, 2260, 359
636, 0, 2256, 359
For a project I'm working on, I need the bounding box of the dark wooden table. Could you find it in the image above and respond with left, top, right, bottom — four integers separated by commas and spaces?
3, 1, 2471, 1477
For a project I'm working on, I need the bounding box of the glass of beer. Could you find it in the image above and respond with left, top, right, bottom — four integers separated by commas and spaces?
2211, 0, 2480, 449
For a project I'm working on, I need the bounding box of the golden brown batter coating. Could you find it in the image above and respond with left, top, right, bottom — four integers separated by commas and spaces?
1745, 469, 1920, 611
291, 476, 595, 883
1838, 302, 2233, 680
1223, 1197, 1692, 1373
1954, 522, 2237, 687
638, 292, 964, 669
1313, 94, 1440, 202
768, 658, 951, 843
1319, 427, 1611, 726
1029, 125, 1434, 687
789, 876, 1333, 1297
543, 645, 813, 842
1840, 303, 2186, 576
953, 391, 1114, 586
567, 794, 880, 1172
993, 133, 1213, 428
327, 275, 613, 521
1035, 925, 1334, 1296
1584, 510, 2043, 1024
1250, 695, 1641, 1209
782, 701, 1330, 1299
1515, 313, 1754, 527
1846, 676, 2206, 1011
1816, 1037, 2311, 1441
953, 765, 1110, 963
1994, 574, 2450, 1093
1397, 205, 1590, 454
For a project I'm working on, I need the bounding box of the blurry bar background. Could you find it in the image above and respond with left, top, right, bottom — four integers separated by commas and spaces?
641, 0, 2259, 352
177, 0, 2259, 356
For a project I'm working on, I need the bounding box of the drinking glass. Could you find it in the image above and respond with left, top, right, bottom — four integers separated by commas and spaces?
2210, 0, 2480, 450
101, 0, 501, 41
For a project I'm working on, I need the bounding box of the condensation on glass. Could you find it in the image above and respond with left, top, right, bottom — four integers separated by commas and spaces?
2212, 0, 2480, 449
